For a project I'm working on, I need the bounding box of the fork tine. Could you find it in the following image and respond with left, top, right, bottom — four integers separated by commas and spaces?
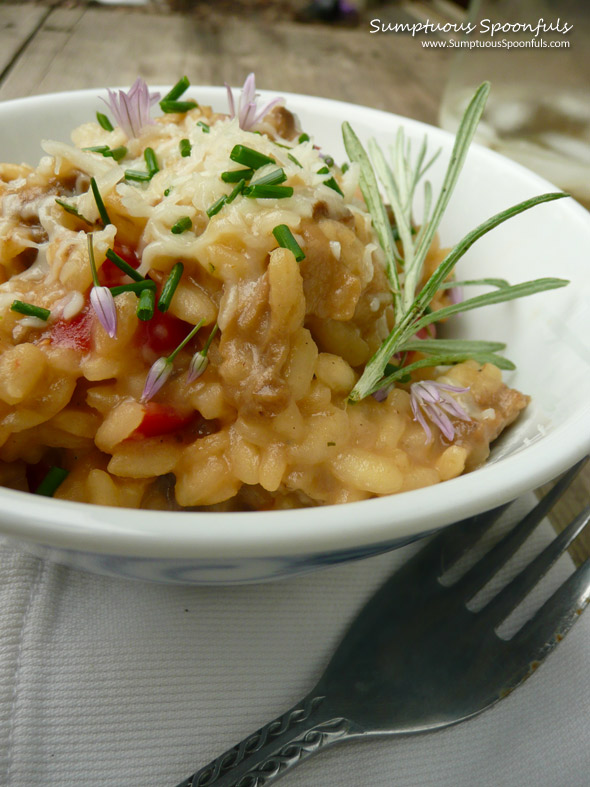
450, 459, 587, 601
500, 559, 590, 693
481, 505, 590, 627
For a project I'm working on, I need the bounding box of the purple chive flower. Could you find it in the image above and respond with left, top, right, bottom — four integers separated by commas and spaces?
141, 357, 172, 403
225, 73, 283, 131
187, 351, 208, 383
90, 286, 117, 339
410, 380, 471, 444
87, 234, 117, 339
102, 78, 161, 139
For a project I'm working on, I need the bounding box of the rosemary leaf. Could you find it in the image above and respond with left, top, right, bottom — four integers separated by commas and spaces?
371, 352, 516, 394
439, 277, 511, 290
398, 338, 507, 354
342, 122, 402, 315
402, 82, 491, 310
414, 277, 569, 333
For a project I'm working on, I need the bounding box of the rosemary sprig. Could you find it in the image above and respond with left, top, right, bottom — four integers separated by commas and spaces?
349, 191, 569, 400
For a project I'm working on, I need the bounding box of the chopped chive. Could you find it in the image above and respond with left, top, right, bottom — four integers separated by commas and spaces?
163, 188, 171, 197
197, 121, 210, 133
144, 147, 159, 176
273, 141, 292, 150
244, 184, 293, 199
10, 300, 51, 321
90, 177, 111, 226
323, 156, 335, 167
171, 216, 192, 234
221, 168, 254, 183
105, 145, 127, 162
317, 166, 330, 175
287, 153, 302, 168
298, 133, 310, 143
341, 162, 349, 174
35, 466, 69, 497
206, 195, 227, 218
322, 177, 344, 196
230, 145, 275, 170
105, 249, 144, 282
179, 138, 192, 157
158, 262, 184, 313
227, 179, 246, 204
160, 99, 198, 114
124, 169, 151, 182
55, 198, 92, 225
250, 168, 287, 187
137, 286, 156, 321
83, 145, 110, 154
161, 76, 190, 103
272, 224, 305, 262
110, 280, 156, 296
96, 112, 114, 132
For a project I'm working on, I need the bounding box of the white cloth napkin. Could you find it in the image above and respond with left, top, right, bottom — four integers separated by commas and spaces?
0, 494, 589, 787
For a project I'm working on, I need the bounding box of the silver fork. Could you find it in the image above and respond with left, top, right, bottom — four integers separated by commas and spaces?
175, 459, 590, 787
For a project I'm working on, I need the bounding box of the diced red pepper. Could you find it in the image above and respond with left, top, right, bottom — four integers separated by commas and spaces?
132, 403, 197, 438
49, 307, 93, 351
137, 310, 195, 356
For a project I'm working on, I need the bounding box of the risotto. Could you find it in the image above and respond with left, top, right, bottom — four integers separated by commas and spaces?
0, 80, 537, 510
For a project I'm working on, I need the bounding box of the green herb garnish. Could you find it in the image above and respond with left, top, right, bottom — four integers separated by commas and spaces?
160, 100, 198, 114
109, 281, 156, 296
161, 76, 190, 103
250, 168, 287, 187
137, 286, 156, 321
55, 198, 92, 225
206, 196, 227, 218
197, 121, 210, 133
158, 262, 184, 313
179, 138, 192, 157
35, 466, 69, 497
272, 224, 305, 262
244, 184, 293, 199
96, 112, 114, 132
230, 145, 275, 170
105, 249, 144, 283
10, 300, 50, 321
222, 168, 254, 183
90, 177, 111, 226
171, 216, 192, 234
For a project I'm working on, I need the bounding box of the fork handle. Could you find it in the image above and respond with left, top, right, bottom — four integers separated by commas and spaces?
175, 693, 355, 787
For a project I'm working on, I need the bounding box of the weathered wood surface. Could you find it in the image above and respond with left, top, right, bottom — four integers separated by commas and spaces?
0, 1, 588, 556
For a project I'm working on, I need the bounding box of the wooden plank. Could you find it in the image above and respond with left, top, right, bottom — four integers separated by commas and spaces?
0, 4, 51, 79
0, 6, 450, 125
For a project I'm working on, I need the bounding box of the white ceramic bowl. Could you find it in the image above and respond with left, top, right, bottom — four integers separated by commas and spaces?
0, 87, 589, 584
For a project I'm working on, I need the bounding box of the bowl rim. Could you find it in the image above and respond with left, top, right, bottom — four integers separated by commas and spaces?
0, 86, 589, 559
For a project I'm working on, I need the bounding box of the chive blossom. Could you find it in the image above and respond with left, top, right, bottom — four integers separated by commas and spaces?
244, 184, 293, 199
161, 76, 190, 103
158, 262, 184, 312
141, 318, 204, 402
88, 234, 117, 338
105, 249, 144, 282
96, 112, 114, 131
10, 300, 50, 321
230, 145, 275, 170
272, 225, 305, 262
90, 177, 111, 226
160, 99, 198, 114
109, 281, 156, 296
35, 466, 69, 497
144, 147, 159, 176
171, 216, 192, 234
221, 168, 254, 183
137, 287, 156, 321
187, 323, 218, 383
207, 196, 227, 218
197, 121, 210, 133
179, 138, 192, 157
250, 168, 287, 187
